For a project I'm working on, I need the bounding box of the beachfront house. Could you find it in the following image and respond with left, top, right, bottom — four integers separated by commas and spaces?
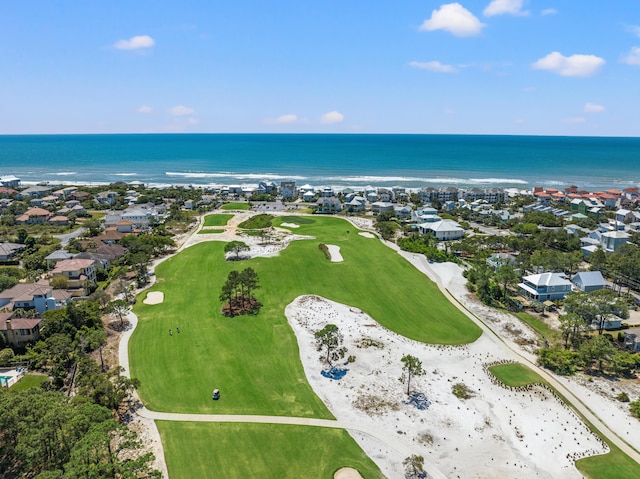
518, 272, 573, 301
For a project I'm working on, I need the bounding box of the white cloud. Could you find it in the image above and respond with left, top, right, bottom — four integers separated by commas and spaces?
522, 86, 536, 92
584, 102, 605, 113
484, 0, 529, 17
168, 105, 195, 116
627, 25, 640, 37
443, 108, 456, 115
562, 116, 586, 124
514, 119, 525, 124
621, 46, 640, 65
114, 35, 155, 50
136, 105, 154, 114
541, 8, 557, 15
531, 51, 605, 77
272, 114, 300, 124
187, 117, 199, 125
320, 111, 344, 124
420, 3, 485, 37
408, 61, 457, 73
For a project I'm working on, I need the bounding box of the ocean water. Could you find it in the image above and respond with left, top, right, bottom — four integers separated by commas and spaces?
0, 134, 639, 191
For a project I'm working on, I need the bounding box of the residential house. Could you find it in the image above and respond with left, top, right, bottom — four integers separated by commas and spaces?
69, 190, 90, 202
0, 175, 21, 188
0, 242, 26, 261
280, 181, 297, 200
571, 271, 606, 292
49, 258, 96, 297
16, 207, 52, 224
48, 215, 69, 226
600, 230, 630, 253
616, 209, 635, 223
394, 205, 412, 218
45, 249, 76, 268
0, 283, 59, 314
624, 331, 640, 352
0, 314, 42, 348
94, 191, 119, 205
344, 196, 366, 213
371, 201, 394, 215
518, 272, 573, 301
418, 219, 464, 241
316, 196, 341, 214
17, 185, 52, 199
487, 253, 517, 271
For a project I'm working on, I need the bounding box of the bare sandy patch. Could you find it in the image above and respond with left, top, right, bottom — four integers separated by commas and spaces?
143, 291, 164, 305
280, 222, 300, 228
285, 295, 606, 479
326, 244, 343, 262
334, 467, 363, 479
358, 232, 375, 239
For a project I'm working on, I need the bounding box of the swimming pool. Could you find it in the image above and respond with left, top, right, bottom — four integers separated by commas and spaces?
0, 375, 12, 386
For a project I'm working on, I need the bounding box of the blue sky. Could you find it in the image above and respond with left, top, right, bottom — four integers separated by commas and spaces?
1, 1, 640, 135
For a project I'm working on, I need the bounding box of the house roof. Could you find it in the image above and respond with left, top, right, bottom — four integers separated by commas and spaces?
0, 317, 42, 331
572, 271, 605, 287
421, 219, 463, 232
45, 250, 75, 261
23, 207, 51, 216
0, 242, 25, 257
50, 258, 95, 273
0, 283, 53, 301
523, 272, 571, 288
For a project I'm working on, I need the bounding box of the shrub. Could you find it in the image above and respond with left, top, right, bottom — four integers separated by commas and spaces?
630, 399, 640, 419
318, 243, 331, 260
452, 383, 475, 400
617, 392, 630, 402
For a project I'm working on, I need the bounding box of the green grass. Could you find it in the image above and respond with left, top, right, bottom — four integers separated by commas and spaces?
197, 229, 225, 234
487, 363, 640, 479
513, 311, 560, 343
238, 213, 273, 229
203, 214, 233, 227
10, 374, 48, 392
220, 202, 249, 210
577, 442, 640, 479
130, 215, 482, 477
488, 362, 546, 387
130, 216, 480, 415
157, 422, 384, 479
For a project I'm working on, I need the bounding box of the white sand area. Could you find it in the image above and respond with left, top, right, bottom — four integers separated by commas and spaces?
358, 232, 375, 239
334, 467, 364, 479
285, 295, 607, 479
326, 244, 343, 262
281, 222, 300, 228
143, 291, 164, 305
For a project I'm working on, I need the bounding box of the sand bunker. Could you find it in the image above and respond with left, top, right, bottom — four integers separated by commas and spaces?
143, 291, 164, 305
285, 295, 606, 478
358, 232, 375, 238
280, 222, 300, 228
326, 244, 343, 262
334, 468, 363, 479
